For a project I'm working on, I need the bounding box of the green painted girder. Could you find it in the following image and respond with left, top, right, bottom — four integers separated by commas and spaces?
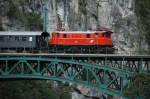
0, 56, 131, 97
0, 57, 132, 75
0, 53, 149, 73
0, 55, 149, 98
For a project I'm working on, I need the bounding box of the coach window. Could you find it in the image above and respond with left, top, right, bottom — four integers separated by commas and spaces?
29, 37, 32, 41
64, 34, 67, 38
0, 37, 4, 41
87, 34, 90, 38
7, 36, 12, 41
15, 36, 19, 41
22, 37, 27, 41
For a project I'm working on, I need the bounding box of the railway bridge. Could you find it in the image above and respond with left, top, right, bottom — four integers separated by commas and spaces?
0, 53, 149, 98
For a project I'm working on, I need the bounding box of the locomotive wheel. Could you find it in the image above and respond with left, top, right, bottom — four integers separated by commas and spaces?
96, 48, 103, 53
97, 46, 114, 54
81, 48, 86, 53
50, 45, 64, 53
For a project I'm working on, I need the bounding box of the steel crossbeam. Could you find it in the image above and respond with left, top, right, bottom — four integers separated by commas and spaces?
0, 54, 150, 97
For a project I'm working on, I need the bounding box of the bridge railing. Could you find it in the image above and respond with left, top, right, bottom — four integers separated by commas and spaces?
0, 50, 150, 56
0, 46, 150, 55
115, 50, 150, 55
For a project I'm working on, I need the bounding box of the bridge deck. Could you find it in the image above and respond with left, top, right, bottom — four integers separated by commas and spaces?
0, 53, 150, 58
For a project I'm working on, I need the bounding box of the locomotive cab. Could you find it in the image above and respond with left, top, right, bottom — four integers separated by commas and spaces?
48, 31, 114, 53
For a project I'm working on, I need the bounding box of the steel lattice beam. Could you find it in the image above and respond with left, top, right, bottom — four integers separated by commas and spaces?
0, 54, 150, 97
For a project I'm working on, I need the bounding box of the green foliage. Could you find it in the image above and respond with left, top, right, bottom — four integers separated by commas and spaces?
60, 92, 71, 99
55, 82, 71, 99
124, 73, 150, 99
135, 0, 150, 46
0, 80, 71, 99
24, 12, 43, 30
11, 10, 42, 30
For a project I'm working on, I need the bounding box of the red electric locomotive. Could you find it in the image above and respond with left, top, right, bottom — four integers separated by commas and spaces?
48, 30, 114, 53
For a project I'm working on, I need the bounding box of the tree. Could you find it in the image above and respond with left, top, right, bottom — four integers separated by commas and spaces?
0, 80, 71, 99
124, 73, 150, 99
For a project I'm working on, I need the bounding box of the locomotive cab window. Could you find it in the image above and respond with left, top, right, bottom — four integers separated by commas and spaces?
95, 33, 98, 37
64, 34, 67, 38
103, 32, 110, 38
22, 37, 27, 41
87, 34, 90, 38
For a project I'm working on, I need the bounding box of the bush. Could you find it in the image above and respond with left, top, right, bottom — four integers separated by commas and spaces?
0, 80, 71, 99
124, 73, 150, 99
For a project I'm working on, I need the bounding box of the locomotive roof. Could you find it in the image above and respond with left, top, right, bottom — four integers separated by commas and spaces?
0, 31, 42, 35
53, 31, 111, 34
0, 30, 112, 36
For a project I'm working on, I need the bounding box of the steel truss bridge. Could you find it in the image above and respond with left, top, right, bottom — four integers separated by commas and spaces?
0, 53, 149, 97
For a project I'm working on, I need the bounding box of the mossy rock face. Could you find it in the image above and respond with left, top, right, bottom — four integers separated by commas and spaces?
9, 5, 42, 30
1, 0, 42, 31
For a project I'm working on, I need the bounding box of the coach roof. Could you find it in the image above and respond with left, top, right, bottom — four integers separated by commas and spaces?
0, 31, 42, 35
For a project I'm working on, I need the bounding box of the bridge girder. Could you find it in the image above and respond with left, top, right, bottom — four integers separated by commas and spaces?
0, 54, 149, 97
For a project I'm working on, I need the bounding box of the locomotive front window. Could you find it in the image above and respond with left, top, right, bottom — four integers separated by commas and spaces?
103, 33, 110, 38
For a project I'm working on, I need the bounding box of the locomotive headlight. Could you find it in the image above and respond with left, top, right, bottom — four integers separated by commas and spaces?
90, 40, 94, 43
75, 40, 78, 43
